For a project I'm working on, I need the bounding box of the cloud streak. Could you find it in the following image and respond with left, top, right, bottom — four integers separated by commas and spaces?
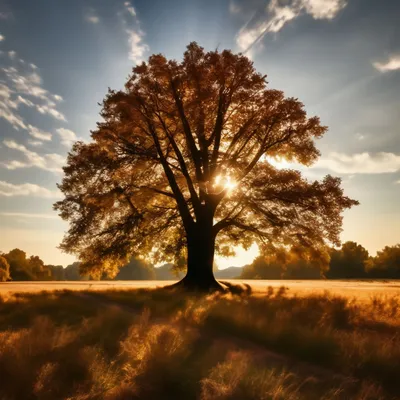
56, 128, 78, 147
122, 2, 149, 64
2, 139, 65, 173
236, 0, 348, 53
0, 181, 61, 198
86, 8, 100, 24
316, 152, 400, 174
373, 54, 400, 72
124, 2, 137, 16
2, 66, 66, 121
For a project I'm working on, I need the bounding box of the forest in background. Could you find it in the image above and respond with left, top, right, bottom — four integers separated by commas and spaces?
1, 241, 399, 282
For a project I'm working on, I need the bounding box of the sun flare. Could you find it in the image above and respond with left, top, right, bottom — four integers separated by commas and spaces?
213, 175, 237, 193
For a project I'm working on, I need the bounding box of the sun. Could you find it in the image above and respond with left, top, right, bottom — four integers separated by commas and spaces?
213, 175, 237, 193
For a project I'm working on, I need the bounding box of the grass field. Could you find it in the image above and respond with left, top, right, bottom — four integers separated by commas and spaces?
2, 279, 400, 300
0, 281, 399, 399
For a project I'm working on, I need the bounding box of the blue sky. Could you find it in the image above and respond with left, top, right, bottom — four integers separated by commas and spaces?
0, 0, 399, 268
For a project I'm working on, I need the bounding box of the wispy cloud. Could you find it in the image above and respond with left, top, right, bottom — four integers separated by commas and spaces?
86, 15, 100, 24
122, 2, 149, 64
0, 34, 4, 42
28, 140, 43, 147
85, 9, 100, 24
27, 124, 52, 141
56, 128, 78, 147
2, 139, 65, 173
316, 152, 400, 174
0, 60, 67, 143
0, 83, 52, 141
236, 0, 347, 54
0, 181, 61, 198
2, 66, 66, 121
127, 30, 149, 64
269, 151, 400, 175
124, 2, 137, 16
373, 54, 400, 72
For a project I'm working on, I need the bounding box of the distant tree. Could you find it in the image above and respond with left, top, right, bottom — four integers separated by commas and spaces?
241, 245, 329, 279
55, 42, 358, 290
241, 255, 282, 279
3, 249, 35, 281
115, 257, 156, 280
64, 262, 87, 281
366, 244, 400, 279
47, 265, 65, 281
0, 256, 11, 282
28, 255, 52, 280
326, 241, 369, 279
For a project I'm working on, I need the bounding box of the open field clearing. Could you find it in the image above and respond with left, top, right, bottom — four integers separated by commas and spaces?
1, 280, 400, 300
0, 285, 399, 399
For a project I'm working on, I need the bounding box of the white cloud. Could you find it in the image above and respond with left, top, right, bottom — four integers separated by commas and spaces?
36, 103, 66, 121
27, 124, 52, 141
57, 128, 77, 147
2, 139, 65, 173
17, 95, 34, 107
127, 29, 149, 64
0, 93, 27, 130
86, 15, 100, 24
85, 7, 100, 24
302, 0, 347, 19
0, 83, 26, 129
373, 54, 400, 72
0, 34, 4, 42
8, 50, 16, 59
236, 0, 347, 53
315, 152, 400, 174
0, 181, 60, 198
0, 64, 66, 134
28, 140, 43, 147
121, 2, 149, 64
124, 2, 137, 16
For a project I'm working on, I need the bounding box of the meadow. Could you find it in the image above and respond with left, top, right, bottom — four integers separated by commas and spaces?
0, 281, 399, 399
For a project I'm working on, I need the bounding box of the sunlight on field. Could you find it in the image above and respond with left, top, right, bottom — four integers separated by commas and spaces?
0, 286, 399, 399
1, 280, 399, 301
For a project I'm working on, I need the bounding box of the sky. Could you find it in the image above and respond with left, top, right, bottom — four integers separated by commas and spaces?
0, 0, 399, 269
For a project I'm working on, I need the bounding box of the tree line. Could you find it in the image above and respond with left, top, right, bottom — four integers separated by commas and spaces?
0, 241, 399, 282
0, 248, 179, 282
240, 242, 400, 279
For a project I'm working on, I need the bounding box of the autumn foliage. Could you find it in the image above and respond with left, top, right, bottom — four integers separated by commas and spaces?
55, 42, 357, 290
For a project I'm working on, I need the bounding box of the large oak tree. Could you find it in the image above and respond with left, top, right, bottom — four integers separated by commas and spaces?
55, 43, 358, 290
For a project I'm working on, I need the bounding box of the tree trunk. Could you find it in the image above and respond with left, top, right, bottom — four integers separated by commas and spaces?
173, 210, 224, 292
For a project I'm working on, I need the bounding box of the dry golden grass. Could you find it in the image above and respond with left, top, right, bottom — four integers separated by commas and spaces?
0, 286, 399, 399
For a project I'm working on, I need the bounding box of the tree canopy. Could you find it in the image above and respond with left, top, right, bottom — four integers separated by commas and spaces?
0, 256, 11, 282
55, 42, 358, 289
